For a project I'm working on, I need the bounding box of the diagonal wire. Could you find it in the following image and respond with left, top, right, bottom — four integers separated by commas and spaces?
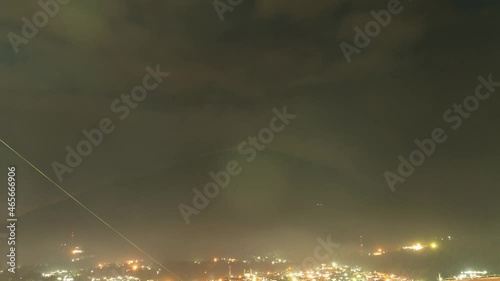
0, 138, 184, 281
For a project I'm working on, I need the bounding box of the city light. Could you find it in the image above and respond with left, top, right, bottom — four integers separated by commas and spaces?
71, 247, 83, 254
403, 243, 423, 251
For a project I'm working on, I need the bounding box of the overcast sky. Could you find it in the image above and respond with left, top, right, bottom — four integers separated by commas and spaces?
0, 0, 499, 265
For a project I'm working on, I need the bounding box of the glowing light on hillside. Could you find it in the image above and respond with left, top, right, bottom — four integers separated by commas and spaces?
71, 247, 83, 254
403, 243, 423, 251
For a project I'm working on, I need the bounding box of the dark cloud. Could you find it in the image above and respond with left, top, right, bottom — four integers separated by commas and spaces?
0, 0, 499, 265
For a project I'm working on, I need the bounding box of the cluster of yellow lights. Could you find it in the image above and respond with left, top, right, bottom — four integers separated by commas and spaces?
71, 248, 83, 255
371, 242, 438, 255
212, 257, 237, 263
413, 244, 423, 251
402, 242, 438, 251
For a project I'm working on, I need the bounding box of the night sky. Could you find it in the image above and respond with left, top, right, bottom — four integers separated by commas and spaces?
0, 0, 499, 266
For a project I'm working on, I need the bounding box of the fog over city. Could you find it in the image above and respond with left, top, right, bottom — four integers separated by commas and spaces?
0, 0, 499, 281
